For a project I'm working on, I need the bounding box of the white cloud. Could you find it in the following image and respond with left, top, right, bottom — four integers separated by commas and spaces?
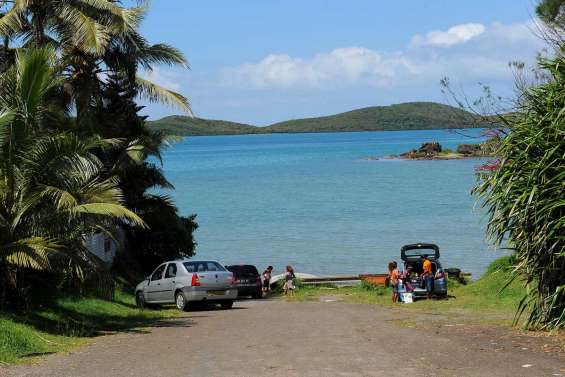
220, 20, 543, 91
221, 47, 417, 89
411, 23, 486, 47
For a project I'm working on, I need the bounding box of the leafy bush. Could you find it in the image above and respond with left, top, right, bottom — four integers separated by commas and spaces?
474, 56, 565, 330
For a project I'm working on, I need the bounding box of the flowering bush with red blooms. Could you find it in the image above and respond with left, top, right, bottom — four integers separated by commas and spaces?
475, 160, 500, 172
472, 56, 565, 330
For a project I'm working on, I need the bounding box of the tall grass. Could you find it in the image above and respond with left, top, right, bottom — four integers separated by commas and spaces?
473, 56, 565, 330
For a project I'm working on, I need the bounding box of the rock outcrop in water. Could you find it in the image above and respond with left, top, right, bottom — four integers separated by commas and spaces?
400, 141, 494, 160
399, 142, 443, 159
365, 141, 495, 161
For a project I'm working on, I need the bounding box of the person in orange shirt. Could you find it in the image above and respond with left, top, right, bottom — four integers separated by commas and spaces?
422, 255, 433, 299
388, 262, 400, 303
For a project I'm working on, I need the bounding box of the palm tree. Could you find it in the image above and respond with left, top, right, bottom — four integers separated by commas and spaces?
0, 47, 145, 307
0, 1, 190, 121
93, 73, 197, 275
0, 0, 141, 53
68, 7, 192, 123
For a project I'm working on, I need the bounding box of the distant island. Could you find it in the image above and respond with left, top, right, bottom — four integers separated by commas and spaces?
148, 102, 495, 136
364, 140, 497, 161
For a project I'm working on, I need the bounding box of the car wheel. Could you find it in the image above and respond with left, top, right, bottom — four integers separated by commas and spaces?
220, 300, 234, 309
175, 291, 188, 311
136, 291, 145, 309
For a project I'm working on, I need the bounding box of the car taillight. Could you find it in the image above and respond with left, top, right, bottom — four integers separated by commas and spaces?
191, 274, 201, 287
256, 275, 261, 284
230, 273, 236, 285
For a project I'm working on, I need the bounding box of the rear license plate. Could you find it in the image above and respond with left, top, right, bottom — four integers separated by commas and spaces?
207, 290, 225, 296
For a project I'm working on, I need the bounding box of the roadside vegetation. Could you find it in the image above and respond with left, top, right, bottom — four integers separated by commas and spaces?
438, 0, 565, 331
0, 289, 179, 364
472, 1, 565, 330
0, 1, 197, 309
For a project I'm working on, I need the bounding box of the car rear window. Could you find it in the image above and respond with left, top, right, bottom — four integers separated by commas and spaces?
183, 261, 226, 273
226, 265, 259, 277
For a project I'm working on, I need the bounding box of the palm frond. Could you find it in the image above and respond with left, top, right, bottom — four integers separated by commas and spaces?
2, 237, 60, 270
0, 109, 15, 146
138, 43, 189, 69
58, 5, 110, 54
15, 47, 59, 122
0, 0, 27, 37
68, 203, 147, 228
136, 76, 192, 114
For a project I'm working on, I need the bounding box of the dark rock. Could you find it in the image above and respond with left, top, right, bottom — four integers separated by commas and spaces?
418, 142, 442, 155
457, 144, 481, 155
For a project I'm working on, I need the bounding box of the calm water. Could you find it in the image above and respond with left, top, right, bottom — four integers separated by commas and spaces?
161, 129, 503, 277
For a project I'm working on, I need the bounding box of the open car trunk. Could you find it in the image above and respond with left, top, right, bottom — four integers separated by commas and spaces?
401, 243, 440, 262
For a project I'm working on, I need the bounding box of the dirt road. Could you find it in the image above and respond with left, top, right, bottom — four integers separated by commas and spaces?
2, 298, 563, 377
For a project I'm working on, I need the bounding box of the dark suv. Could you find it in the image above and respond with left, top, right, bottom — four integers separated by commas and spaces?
401, 243, 447, 298
226, 265, 262, 299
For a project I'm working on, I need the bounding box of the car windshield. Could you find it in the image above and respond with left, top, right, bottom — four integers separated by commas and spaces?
183, 261, 226, 273
226, 265, 259, 277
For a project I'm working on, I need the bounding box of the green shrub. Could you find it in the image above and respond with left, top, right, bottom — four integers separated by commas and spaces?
474, 53, 565, 330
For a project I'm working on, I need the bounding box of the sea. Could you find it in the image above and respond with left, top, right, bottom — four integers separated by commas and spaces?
160, 129, 505, 278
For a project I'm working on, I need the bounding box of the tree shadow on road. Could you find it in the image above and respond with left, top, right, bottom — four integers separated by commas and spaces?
0, 295, 179, 339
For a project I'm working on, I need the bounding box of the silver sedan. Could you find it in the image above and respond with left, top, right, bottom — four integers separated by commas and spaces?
135, 260, 238, 311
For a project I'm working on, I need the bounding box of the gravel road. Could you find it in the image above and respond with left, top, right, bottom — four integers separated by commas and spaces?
1, 298, 563, 377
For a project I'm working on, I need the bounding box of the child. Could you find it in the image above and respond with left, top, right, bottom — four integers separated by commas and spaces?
262, 266, 273, 294
283, 265, 296, 296
401, 265, 414, 293
388, 262, 399, 303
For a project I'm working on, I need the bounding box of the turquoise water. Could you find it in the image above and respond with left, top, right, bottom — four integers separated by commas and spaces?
161, 129, 502, 277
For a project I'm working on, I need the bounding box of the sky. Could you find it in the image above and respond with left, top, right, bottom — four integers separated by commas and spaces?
138, 0, 544, 125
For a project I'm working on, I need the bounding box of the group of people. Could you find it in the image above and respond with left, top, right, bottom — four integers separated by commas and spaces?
261, 265, 296, 296
387, 254, 434, 303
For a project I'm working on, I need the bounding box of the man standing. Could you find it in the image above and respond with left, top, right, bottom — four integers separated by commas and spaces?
422, 255, 433, 299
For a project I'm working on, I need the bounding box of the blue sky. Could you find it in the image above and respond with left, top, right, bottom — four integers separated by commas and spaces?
139, 0, 542, 125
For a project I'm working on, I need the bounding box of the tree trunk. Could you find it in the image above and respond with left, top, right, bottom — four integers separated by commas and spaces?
0, 262, 17, 310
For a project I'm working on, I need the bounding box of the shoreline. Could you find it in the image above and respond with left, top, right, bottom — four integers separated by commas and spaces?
362, 154, 490, 161
159, 127, 487, 139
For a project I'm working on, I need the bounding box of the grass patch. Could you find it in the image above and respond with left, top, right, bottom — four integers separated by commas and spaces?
0, 290, 179, 364
283, 257, 524, 319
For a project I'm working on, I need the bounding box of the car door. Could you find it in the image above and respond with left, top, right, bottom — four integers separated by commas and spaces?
158, 263, 178, 303
145, 264, 166, 302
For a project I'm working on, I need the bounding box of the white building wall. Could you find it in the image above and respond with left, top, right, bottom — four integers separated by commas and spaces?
85, 229, 125, 265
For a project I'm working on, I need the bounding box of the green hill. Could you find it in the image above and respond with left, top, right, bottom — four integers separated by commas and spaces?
148, 102, 487, 136
147, 116, 258, 136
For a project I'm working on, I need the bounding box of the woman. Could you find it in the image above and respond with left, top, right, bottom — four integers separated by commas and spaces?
283, 265, 296, 296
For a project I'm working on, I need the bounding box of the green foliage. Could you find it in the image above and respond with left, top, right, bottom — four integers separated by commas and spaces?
0, 0, 197, 307
0, 291, 178, 364
536, 0, 565, 24
484, 255, 516, 276
473, 55, 565, 330
94, 74, 198, 276
149, 116, 259, 136
148, 102, 493, 136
